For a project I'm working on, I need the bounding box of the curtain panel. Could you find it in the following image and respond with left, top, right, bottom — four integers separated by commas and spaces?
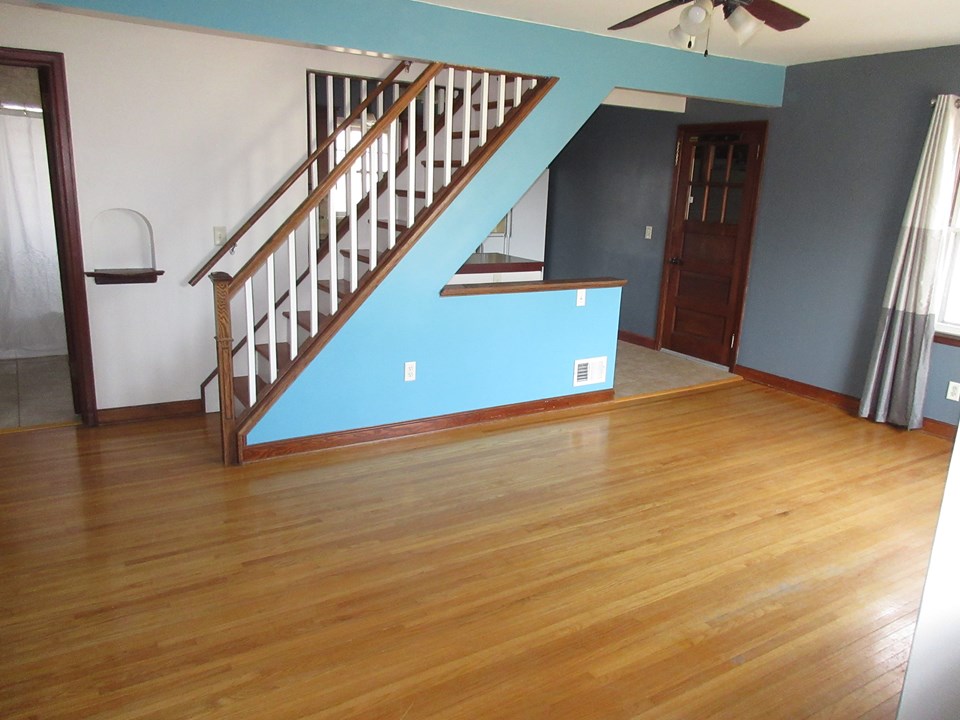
859, 95, 960, 429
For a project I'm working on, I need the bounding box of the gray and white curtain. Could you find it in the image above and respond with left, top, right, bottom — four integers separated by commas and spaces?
859, 94, 960, 429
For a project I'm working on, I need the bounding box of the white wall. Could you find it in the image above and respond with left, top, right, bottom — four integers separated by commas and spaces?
481, 169, 548, 261
897, 435, 960, 719
0, 4, 395, 408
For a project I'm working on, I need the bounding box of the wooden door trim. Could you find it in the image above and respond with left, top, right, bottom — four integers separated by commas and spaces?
1, 46, 98, 425
655, 120, 768, 369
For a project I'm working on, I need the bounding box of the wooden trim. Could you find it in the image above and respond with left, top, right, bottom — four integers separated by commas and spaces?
97, 399, 203, 425
733, 364, 860, 414
934, 333, 960, 348
232, 76, 560, 447
617, 330, 656, 349
456, 253, 544, 274
441, 277, 626, 297
922, 417, 958, 442
241, 388, 613, 462
1, 46, 97, 425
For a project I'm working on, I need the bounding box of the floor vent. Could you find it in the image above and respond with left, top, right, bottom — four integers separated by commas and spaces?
573, 356, 607, 387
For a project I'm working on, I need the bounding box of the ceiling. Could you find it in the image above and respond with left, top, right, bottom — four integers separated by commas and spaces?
415, 0, 960, 65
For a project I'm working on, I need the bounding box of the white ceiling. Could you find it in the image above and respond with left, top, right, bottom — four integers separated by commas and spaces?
415, 0, 960, 65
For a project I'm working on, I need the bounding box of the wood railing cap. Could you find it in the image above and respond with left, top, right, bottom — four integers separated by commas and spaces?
440, 277, 627, 297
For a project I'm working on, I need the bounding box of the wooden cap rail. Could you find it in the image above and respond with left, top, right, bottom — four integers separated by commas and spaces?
441, 277, 627, 297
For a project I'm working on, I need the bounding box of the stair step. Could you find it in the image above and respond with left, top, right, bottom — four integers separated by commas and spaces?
233, 374, 267, 409
376, 220, 409, 231
395, 189, 426, 199
318, 278, 353, 299
472, 99, 516, 111
421, 159, 465, 168
340, 248, 376, 264
451, 130, 482, 139
254, 342, 296, 374
282, 310, 332, 332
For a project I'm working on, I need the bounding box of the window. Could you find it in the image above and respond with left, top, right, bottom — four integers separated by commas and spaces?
935, 224, 960, 336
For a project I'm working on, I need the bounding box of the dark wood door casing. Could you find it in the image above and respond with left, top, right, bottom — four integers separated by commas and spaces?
656, 121, 767, 368
1, 46, 97, 424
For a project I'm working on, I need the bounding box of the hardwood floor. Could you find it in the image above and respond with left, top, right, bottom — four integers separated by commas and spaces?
0, 384, 951, 719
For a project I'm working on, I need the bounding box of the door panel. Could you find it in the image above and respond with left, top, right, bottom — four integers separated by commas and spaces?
657, 123, 767, 367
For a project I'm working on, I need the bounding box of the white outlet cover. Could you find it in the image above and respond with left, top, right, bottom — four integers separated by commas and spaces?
576, 288, 586, 307
404, 361, 416, 382
947, 381, 960, 402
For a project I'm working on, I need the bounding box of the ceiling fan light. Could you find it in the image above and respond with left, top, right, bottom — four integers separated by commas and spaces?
727, 6, 764, 45
668, 24, 693, 49
678, 0, 713, 36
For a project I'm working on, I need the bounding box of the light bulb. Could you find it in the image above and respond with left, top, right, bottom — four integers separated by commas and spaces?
679, 0, 714, 37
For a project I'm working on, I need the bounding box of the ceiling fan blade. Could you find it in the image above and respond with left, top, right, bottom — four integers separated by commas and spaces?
742, 0, 809, 31
608, 0, 692, 31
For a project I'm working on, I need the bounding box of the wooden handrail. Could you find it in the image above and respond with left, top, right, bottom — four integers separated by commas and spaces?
188, 60, 413, 286
225, 61, 445, 297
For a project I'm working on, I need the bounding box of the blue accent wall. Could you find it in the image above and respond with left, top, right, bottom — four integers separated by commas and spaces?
41, 0, 787, 441
546, 43, 960, 427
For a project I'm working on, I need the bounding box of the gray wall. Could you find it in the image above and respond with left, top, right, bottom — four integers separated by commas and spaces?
545, 44, 960, 426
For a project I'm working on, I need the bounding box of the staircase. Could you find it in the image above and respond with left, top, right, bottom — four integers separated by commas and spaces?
190, 59, 555, 464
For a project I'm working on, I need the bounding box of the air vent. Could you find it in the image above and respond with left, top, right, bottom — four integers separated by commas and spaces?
573, 356, 607, 387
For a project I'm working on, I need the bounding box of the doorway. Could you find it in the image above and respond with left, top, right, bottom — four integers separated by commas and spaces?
656, 121, 767, 368
0, 46, 96, 426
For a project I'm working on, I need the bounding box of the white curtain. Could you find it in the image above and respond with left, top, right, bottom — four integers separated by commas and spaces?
0, 110, 67, 360
859, 95, 960, 429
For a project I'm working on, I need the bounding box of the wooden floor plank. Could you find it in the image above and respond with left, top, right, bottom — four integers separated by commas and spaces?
0, 384, 951, 719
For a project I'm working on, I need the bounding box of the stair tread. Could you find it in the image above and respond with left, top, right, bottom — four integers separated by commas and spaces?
376, 220, 409, 230
472, 99, 516, 110
282, 309, 332, 332
451, 130, 482, 139
395, 189, 426, 198
254, 341, 296, 373
233, 374, 267, 409
317, 278, 353, 298
422, 159, 465, 168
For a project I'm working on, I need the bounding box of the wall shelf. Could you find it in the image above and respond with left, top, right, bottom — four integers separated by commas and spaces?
85, 268, 165, 285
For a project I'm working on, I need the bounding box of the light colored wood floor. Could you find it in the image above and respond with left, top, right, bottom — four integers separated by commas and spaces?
613, 341, 737, 399
0, 383, 951, 719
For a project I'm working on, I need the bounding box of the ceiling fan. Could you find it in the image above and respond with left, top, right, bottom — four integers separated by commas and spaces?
609, 0, 809, 48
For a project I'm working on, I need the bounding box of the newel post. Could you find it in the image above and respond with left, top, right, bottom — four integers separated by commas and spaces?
211, 272, 239, 465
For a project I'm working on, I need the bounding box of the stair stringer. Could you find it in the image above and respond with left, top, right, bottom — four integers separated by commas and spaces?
232, 76, 559, 458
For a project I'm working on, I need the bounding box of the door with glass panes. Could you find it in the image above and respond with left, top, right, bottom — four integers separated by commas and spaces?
657, 122, 767, 367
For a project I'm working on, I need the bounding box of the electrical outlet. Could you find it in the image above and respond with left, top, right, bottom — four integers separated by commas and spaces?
404, 361, 416, 382
576, 288, 586, 307
947, 381, 960, 402
213, 226, 227, 246
644, 225, 653, 240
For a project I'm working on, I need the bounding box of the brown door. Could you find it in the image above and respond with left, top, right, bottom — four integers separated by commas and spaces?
657, 121, 767, 367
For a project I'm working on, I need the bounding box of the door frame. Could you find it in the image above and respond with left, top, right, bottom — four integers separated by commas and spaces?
1, 46, 98, 425
655, 120, 768, 369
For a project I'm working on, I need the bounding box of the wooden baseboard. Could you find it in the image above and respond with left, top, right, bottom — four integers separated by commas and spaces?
618, 330, 657, 349
733, 365, 861, 414
241, 389, 614, 462
922, 417, 958, 442
734, 365, 958, 440
98, 399, 204, 425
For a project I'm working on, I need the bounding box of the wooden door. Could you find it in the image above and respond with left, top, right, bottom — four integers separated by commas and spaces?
657, 122, 766, 367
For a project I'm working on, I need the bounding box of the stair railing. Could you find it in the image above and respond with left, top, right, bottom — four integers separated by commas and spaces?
189, 60, 414, 287
205, 60, 552, 463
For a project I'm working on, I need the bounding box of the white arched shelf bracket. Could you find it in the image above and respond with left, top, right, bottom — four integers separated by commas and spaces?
84, 207, 165, 284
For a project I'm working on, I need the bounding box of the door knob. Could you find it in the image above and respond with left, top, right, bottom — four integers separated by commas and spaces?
668, 257, 683, 265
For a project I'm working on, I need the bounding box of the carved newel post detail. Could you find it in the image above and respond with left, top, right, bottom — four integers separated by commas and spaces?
211, 272, 238, 464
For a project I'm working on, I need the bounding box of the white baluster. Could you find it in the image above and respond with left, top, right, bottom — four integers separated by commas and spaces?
462, 69, 472, 165
327, 189, 338, 315
244, 279, 256, 405
368, 139, 378, 271
309, 205, 319, 336
348, 158, 359, 292
426, 79, 435, 204
287, 232, 298, 361
480, 72, 490, 146
307, 73, 317, 187
326, 76, 335, 172
497, 74, 506, 127
444, 67, 454, 186
514, 75, 522, 108
388, 119, 397, 250
407, 98, 416, 223
266, 254, 277, 383
361, 80, 369, 197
